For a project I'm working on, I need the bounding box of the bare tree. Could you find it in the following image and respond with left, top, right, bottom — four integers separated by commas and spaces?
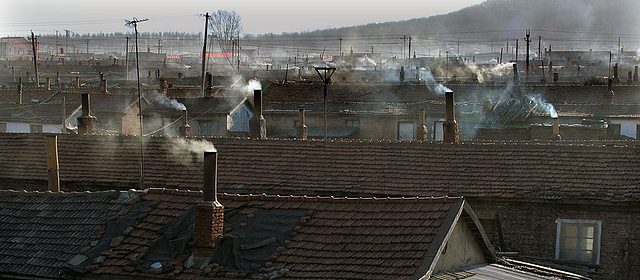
209, 10, 242, 42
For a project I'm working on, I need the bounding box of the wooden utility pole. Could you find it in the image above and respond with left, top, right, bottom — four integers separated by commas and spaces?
525, 30, 531, 83
201, 12, 210, 97
30, 31, 40, 87
125, 37, 130, 81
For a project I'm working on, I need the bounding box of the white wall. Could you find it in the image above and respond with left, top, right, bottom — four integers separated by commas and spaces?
610, 119, 639, 139
5, 122, 61, 133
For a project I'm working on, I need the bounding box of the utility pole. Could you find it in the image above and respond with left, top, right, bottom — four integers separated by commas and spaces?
538, 36, 542, 60
64, 30, 70, 54
525, 29, 531, 83
125, 17, 148, 186
86, 39, 89, 53
315, 67, 336, 140
125, 37, 130, 81
408, 36, 412, 66
339, 38, 342, 56
515, 39, 519, 63
201, 12, 210, 97
157, 38, 161, 53
457, 38, 460, 57
55, 30, 59, 54
30, 31, 40, 87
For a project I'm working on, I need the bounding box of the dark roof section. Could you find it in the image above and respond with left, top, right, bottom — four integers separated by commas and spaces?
84, 189, 483, 280
0, 134, 639, 201
0, 190, 133, 279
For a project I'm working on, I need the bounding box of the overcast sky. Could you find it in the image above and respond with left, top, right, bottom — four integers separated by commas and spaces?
1, 0, 486, 36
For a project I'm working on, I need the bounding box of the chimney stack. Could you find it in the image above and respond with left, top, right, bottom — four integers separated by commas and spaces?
75, 77, 80, 88
179, 110, 191, 137
552, 117, 561, 140
77, 93, 96, 134
249, 89, 267, 139
193, 151, 224, 257
297, 109, 308, 140
634, 66, 638, 82
612, 63, 621, 84
46, 135, 60, 192
627, 71, 633, 84
443, 91, 459, 143
46, 78, 51, 91
17, 77, 22, 104
400, 66, 405, 82
416, 108, 428, 140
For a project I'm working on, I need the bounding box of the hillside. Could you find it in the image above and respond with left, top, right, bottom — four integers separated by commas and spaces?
249, 0, 640, 52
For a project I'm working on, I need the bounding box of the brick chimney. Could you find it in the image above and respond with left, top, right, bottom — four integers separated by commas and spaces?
634, 66, 638, 82
179, 110, 191, 137
297, 109, 308, 140
612, 63, 621, 84
416, 108, 428, 140
249, 89, 267, 139
443, 90, 459, 144
400, 66, 405, 82
46, 135, 60, 192
193, 151, 224, 257
77, 93, 96, 134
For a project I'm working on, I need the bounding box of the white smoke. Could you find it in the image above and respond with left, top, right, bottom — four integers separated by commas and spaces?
418, 67, 451, 95
230, 76, 262, 97
150, 91, 186, 111
467, 63, 513, 83
527, 94, 558, 118
169, 137, 216, 166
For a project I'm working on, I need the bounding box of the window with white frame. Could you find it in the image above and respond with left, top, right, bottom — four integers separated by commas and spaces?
556, 218, 602, 264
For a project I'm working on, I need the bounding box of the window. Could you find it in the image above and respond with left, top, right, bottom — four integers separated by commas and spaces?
607, 123, 621, 135
30, 124, 43, 133
346, 120, 359, 127
556, 219, 602, 264
0, 123, 6, 133
397, 122, 414, 140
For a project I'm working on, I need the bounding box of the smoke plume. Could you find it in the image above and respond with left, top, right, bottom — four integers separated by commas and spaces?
418, 67, 451, 94
230, 76, 262, 97
527, 94, 558, 118
169, 137, 216, 166
150, 91, 186, 111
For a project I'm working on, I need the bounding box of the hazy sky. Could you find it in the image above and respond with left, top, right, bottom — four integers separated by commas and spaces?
1, 0, 486, 36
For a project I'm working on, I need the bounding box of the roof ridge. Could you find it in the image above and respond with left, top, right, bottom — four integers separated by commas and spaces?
220, 192, 461, 203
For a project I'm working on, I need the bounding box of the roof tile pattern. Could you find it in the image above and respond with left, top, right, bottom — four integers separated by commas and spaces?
0, 134, 639, 201
90, 189, 460, 280
0, 190, 128, 279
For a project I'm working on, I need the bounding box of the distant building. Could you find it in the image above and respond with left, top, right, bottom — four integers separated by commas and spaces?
0, 37, 32, 60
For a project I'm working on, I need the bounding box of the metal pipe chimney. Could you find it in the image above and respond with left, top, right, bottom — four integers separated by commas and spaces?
203, 151, 218, 202
443, 91, 459, 143
179, 110, 191, 137
46, 135, 60, 192
249, 89, 266, 139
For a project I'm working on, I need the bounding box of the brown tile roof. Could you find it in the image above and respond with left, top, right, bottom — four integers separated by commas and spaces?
84, 189, 470, 280
0, 133, 639, 201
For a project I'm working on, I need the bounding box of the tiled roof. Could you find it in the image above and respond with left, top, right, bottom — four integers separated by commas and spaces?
83, 189, 471, 280
0, 190, 132, 279
263, 82, 640, 105
0, 133, 639, 201
143, 96, 249, 120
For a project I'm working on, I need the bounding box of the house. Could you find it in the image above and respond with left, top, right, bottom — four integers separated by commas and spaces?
0, 89, 141, 134
0, 37, 33, 60
0, 133, 637, 279
142, 95, 253, 137
261, 81, 640, 140
0, 181, 585, 279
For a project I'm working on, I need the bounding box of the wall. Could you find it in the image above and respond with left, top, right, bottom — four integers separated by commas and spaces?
609, 119, 639, 139
470, 199, 639, 280
432, 220, 487, 274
